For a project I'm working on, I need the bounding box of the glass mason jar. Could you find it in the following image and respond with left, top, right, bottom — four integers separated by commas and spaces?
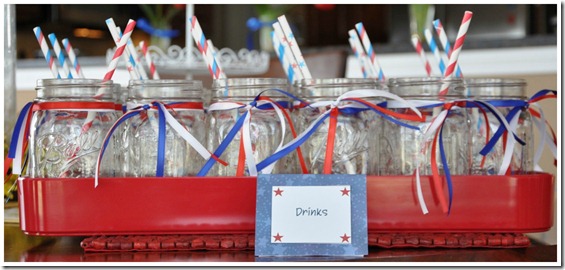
28, 79, 120, 178
294, 78, 383, 174
124, 79, 207, 177
207, 78, 293, 176
383, 77, 471, 176
464, 78, 533, 174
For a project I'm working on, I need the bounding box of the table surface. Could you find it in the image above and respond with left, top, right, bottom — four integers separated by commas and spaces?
4, 223, 557, 264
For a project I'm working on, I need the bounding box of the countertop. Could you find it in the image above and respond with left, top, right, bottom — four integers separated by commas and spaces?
4, 222, 557, 265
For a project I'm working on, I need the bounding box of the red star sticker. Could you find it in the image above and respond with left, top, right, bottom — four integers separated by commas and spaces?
340, 233, 350, 243
273, 233, 283, 242
340, 187, 350, 196
274, 187, 284, 196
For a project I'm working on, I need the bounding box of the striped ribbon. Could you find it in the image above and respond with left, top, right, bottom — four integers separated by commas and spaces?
33, 27, 60, 79
355, 22, 385, 81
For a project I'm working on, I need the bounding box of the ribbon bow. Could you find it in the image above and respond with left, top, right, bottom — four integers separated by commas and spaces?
198, 88, 307, 177
256, 89, 425, 174
95, 101, 218, 186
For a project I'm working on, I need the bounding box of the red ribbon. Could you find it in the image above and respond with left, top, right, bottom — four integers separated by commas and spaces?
323, 108, 340, 174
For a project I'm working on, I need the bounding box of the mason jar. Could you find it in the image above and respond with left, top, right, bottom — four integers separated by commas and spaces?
28, 79, 120, 178
383, 77, 471, 176
124, 79, 207, 177
206, 78, 294, 176
464, 78, 533, 174
294, 78, 383, 174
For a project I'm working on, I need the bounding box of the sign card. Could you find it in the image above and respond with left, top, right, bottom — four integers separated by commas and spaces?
255, 174, 368, 257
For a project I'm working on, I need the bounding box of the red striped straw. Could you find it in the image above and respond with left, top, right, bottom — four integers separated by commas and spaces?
33, 26, 61, 79
62, 38, 85, 78
140, 40, 160, 79
106, 18, 140, 80
104, 19, 136, 81
189, 15, 226, 80
439, 11, 473, 97
411, 34, 432, 76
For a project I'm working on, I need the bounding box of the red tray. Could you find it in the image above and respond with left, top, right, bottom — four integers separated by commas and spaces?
18, 173, 554, 236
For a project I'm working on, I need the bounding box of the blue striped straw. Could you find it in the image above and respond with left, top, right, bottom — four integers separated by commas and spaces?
48, 33, 72, 78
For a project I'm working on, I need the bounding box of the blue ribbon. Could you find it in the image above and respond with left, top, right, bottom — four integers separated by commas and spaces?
8, 102, 34, 159
529, 89, 557, 101
256, 112, 331, 172
156, 104, 166, 177
98, 102, 179, 177
137, 18, 180, 38
197, 104, 251, 176
256, 100, 422, 172
438, 119, 453, 215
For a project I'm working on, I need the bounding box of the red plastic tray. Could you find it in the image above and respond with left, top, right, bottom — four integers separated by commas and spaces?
18, 173, 554, 236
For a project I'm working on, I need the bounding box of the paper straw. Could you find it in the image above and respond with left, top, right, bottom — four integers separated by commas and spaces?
48, 33, 72, 79
348, 38, 366, 78
140, 41, 160, 79
206, 39, 226, 78
439, 11, 473, 97
117, 26, 148, 80
33, 26, 61, 79
189, 15, 226, 80
277, 15, 312, 79
433, 19, 463, 78
348, 29, 377, 79
272, 22, 303, 82
355, 22, 385, 81
411, 34, 432, 77
423, 28, 446, 76
105, 18, 140, 80
104, 19, 136, 81
271, 31, 293, 81
62, 38, 85, 78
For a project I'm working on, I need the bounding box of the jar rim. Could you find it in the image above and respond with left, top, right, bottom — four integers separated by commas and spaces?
296, 78, 379, 88
36, 78, 115, 89
463, 78, 526, 87
128, 79, 203, 89
212, 78, 288, 88
387, 77, 464, 86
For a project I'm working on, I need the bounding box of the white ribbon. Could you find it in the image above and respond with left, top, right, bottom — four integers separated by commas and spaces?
95, 103, 210, 187
530, 103, 557, 171
12, 108, 32, 175
207, 100, 287, 176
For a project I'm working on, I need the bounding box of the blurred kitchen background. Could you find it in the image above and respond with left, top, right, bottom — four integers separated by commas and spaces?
4, 3, 559, 244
